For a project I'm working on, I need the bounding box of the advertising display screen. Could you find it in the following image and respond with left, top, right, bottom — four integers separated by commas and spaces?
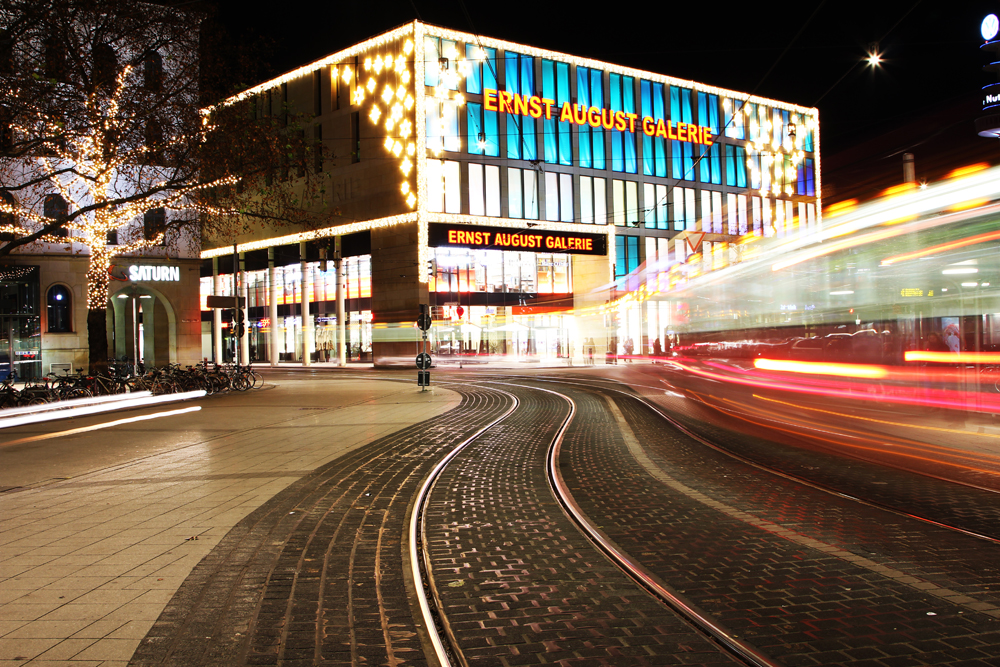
429, 223, 607, 256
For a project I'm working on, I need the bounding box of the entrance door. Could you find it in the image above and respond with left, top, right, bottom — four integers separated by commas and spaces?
0, 316, 41, 381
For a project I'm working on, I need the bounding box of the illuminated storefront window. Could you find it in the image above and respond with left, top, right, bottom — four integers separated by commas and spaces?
429, 248, 571, 295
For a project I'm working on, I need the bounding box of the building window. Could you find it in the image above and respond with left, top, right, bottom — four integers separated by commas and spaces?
577, 66, 605, 170
615, 234, 640, 280
468, 163, 500, 217
313, 125, 324, 172
544, 172, 573, 223
426, 98, 460, 153
507, 167, 538, 220
427, 159, 460, 213
640, 80, 668, 178
726, 145, 748, 188
541, 59, 571, 167
92, 43, 117, 92
643, 183, 669, 230
143, 50, 162, 92
723, 98, 745, 140
351, 111, 360, 163
609, 73, 636, 174
612, 179, 638, 227
44, 194, 68, 238
0, 30, 12, 76
465, 43, 497, 95
44, 36, 67, 81
671, 187, 696, 232
467, 102, 499, 157
503, 51, 536, 161
579, 176, 607, 224
106, 228, 118, 245
144, 207, 166, 244
46, 285, 72, 333
670, 86, 695, 181
699, 143, 722, 185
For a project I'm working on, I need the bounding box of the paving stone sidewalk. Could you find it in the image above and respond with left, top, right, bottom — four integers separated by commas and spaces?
0, 379, 460, 666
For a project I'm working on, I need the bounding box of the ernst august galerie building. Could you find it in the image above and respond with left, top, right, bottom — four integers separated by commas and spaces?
201, 21, 820, 367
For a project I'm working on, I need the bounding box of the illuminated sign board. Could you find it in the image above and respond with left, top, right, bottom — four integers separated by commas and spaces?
129, 265, 180, 281
428, 223, 607, 256
985, 82, 1000, 111
483, 88, 714, 145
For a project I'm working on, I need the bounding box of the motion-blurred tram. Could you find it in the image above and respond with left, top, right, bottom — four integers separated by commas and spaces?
653, 163, 1000, 366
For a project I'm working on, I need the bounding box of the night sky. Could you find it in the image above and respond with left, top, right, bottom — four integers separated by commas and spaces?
216, 0, 999, 195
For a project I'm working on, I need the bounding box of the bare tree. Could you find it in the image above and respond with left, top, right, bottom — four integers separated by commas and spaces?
0, 0, 329, 373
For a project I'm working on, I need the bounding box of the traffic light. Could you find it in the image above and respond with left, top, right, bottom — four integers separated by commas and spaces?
234, 308, 246, 338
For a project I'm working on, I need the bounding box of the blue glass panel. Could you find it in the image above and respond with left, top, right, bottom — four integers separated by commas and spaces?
577, 67, 590, 107
591, 69, 603, 108
522, 114, 536, 161
542, 60, 557, 164
610, 74, 622, 112
804, 124, 814, 152
465, 44, 481, 94
556, 63, 570, 102
557, 62, 571, 166
682, 90, 693, 124
482, 47, 497, 92
507, 115, 520, 159
683, 142, 694, 180
797, 162, 805, 194
671, 140, 682, 179
670, 86, 680, 121
593, 127, 605, 170
710, 144, 721, 185
653, 83, 666, 178
484, 109, 498, 157
505, 53, 519, 96
806, 158, 815, 196
725, 146, 735, 187
542, 60, 555, 98
700, 146, 710, 182
627, 236, 639, 273
467, 102, 483, 156
580, 126, 592, 169
612, 132, 623, 172
424, 37, 439, 87
521, 56, 534, 97
709, 94, 719, 133
698, 92, 707, 129
641, 81, 653, 176
735, 146, 746, 188
623, 76, 636, 174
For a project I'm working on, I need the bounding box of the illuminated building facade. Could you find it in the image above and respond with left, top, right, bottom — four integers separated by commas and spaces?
202, 21, 821, 365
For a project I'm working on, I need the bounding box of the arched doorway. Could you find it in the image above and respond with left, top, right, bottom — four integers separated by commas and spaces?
108, 285, 176, 369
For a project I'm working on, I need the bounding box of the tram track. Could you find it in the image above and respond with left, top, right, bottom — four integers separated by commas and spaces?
416, 377, 774, 667
490, 373, 1000, 665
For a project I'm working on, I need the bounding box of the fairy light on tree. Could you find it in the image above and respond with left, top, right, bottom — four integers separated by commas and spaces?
0, 0, 331, 373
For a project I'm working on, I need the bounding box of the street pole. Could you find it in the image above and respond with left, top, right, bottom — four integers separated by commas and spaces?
233, 243, 240, 365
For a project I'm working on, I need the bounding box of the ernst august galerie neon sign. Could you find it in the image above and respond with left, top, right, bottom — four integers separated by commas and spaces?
483, 88, 714, 145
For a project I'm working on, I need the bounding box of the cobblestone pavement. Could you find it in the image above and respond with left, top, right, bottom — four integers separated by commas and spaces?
423, 381, 739, 667
546, 379, 1000, 666
127, 385, 514, 667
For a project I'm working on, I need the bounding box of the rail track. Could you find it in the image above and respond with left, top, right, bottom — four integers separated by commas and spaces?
411, 373, 1000, 667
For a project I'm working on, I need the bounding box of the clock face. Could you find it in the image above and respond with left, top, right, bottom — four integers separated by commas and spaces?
983, 14, 999, 41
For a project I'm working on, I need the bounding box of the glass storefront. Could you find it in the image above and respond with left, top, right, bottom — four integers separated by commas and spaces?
0, 266, 41, 380
202, 257, 373, 363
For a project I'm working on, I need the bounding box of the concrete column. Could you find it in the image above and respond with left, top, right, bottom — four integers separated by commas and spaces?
300, 242, 312, 367
268, 248, 279, 367
336, 255, 346, 366
212, 257, 222, 363
239, 252, 249, 366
